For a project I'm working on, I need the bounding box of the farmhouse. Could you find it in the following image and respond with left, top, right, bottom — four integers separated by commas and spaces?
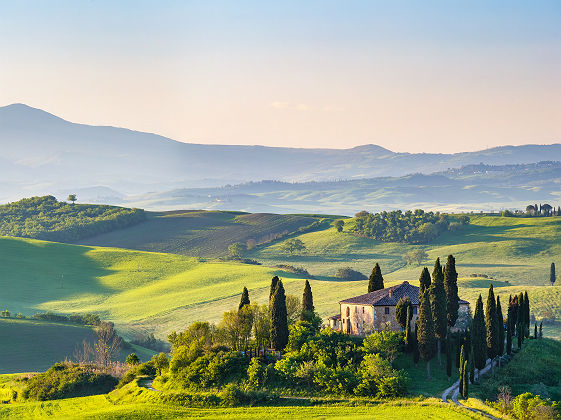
328, 281, 470, 335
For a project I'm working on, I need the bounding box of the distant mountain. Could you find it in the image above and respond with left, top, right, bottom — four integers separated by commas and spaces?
1, 103, 561, 205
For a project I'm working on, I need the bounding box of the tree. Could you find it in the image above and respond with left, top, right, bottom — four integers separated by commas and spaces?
419, 267, 431, 294
471, 295, 487, 381
228, 242, 246, 258
239, 287, 250, 310
270, 279, 289, 350
534, 324, 538, 339
506, 312, 512, 355
444, 255, 460, 327
517, 321, 523, 349
403, 249, 428, 266
281, 238, 306, 255
67, 194, 77, 204
430, 258, 447, 365
405, 306, 413, 352
333, 219, 344, 232
395, 297, 413, 329
252, 304, 271, 350
517, 292, 525, 340
459, 344, 466, 397
539, 322, 543, 338
301, 279, 314, 321
412, 322, 419, 365
417, 289, 436, 379
523, 291, 530, 338
368, 263, 384, 292
551, 263, 556, 286
153, 352, 169, 375
285, 295, 301, 326
269, 276, 279, 301
94, 322, 122, 369
446, 327, 452, 378
461, 361, 469, 399
469, 346, 475, 384
485, 285, 500, 374
496, 296, 504, 359
218, 305, 254, 350
126, 353, 140, 366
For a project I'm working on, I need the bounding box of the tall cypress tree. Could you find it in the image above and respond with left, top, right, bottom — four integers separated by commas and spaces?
524, 291, 530, 338
239, 287, 250, 310
506, 313, 512, 355
456, 334, 462, 369
419, 267, 431, 294
517, 292, 525, 337
405, 305, 413, 352
485, 285, 500, 374
446, 327, 452, 378
496, 296, 504, 358
444, 254, 460, 327
412, 322, 420, 365
469, 346, 475, 384
368, 263, 384, 292
517, 322, 523, 349
269, 276, 279, 301
301, 279, 314, 321
430, 258, 447, 365
270, 279, 289, 351
461, 361, 469, 399
534, 324, 538, 339
472, 294, 487, 381
551, 262, 556, 286
417, 289, 436, 379
539, 322, 543, 338
459, 344, 466, 377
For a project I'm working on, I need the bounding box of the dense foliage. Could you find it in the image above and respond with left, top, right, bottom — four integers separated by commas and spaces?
23, 363, 117, 400
334, 267, 367, 281
0, 196, 145, 242
351, 209, 455, 243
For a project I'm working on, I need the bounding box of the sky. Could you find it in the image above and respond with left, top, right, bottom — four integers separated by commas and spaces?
1, 1, 560, 153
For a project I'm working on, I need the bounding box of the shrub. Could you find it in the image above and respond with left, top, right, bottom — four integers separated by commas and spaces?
334, 267, 367, 281
219, 383, 271, 407
126, 353, 140, 366
247, 357, 264, 388
23, 363, 118, 400
362, 331, 404, 362
1, 310, 10, 318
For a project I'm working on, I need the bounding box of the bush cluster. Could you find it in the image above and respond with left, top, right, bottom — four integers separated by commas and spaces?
32, 312, 101, 326
0, 195, 145, 242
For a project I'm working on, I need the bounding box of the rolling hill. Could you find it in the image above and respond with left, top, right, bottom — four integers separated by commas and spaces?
2, 103, 561, 211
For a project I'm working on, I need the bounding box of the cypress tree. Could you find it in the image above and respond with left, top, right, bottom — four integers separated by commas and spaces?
417, 289, 436, 379
469, 346, 475, 384
239, 287, 250, 310
496, 296, 504, 358
456, 334, 462, 368
485, 285, 500, 374
459, 359, 464, 397
444, 254, 460, 327
517, 321, 523, 349
459, 344, 466, 377
269, 276, 279, 301
539, 322, 543, 338
270, 279, 289, 351
524, 291, 530, 338
446, 327, 452, 378
534, 324, 538, 339
368, 263, 384, 292
506, 313, 512, 355
461, 361, 469, 399
509, 294, 518, 334
405, 305, 413, 352
419, 267, 431, 294
412, 321, 420, 365
300, 279, 314, 321
430, 258, 447, 365
517, 292, 524, 337
551, 262, 556, 286
472, 295, 487, 381
395, 297, 413, 329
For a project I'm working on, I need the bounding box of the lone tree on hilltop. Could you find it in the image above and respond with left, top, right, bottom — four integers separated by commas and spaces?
395, 297, 413, 329
403, 249, 428, 266
551, 263, 556, 286
300, 279, 314, 321
368, 263, 384, 292
419, 267, 431, 294
430, 258, 448, 365
485, 285, 500, 374
270, 279, 289, 351
67, 194, 77, 204
471, 294, 487, 381
239, 287, 250, 310
444, 255, 459, 327
417, 289, 436, 380
496, 296, 504, 362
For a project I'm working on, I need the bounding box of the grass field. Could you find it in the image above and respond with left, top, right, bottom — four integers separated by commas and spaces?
78, 210, 329, 258
0, 379, 486, 419
0, 319, 154, 374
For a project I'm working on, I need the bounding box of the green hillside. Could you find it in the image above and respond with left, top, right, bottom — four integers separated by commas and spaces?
0, 319, 154, 374
78, 210, 332, 257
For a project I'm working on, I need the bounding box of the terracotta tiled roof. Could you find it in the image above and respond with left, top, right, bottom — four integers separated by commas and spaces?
328, 314, 341, 320
339, 281, 469, 306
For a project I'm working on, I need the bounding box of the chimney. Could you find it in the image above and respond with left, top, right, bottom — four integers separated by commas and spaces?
388, 289, 392, 298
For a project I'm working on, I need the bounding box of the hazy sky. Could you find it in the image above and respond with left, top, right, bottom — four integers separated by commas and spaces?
1, 1, 560, 152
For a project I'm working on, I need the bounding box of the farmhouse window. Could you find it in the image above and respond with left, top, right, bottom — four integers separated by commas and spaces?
384, 307, 390, 314
346, 307, 350, 317
413, 306, 418, 315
